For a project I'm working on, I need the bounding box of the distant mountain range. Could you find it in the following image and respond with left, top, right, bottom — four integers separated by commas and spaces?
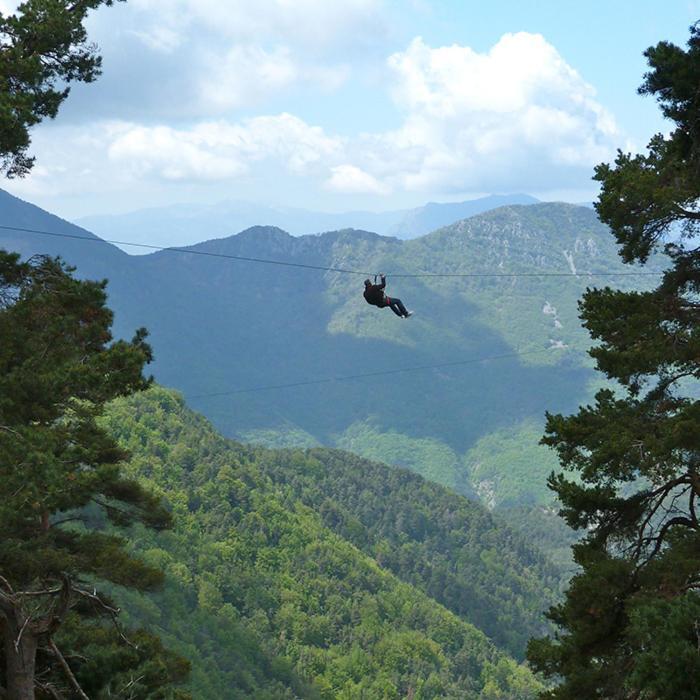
0, 188, 661, 520
75, 193, 539, 251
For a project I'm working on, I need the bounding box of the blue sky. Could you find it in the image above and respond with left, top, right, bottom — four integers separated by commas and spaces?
2, 0, 699, 219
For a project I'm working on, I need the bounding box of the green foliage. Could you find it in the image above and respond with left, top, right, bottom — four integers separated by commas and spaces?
335, 420, 463, 491
480, 657, 544, 700
0, 252, 186, 698
497, 506, 577, 577
102, 386, 546, 699
463, 419, 562, 508
528, 23, 700, 699
55, 616, 191, 699
255, 445, 563, 660
1, 194, 664, 514
0, 0, 123, 177
594, 22, 700, 264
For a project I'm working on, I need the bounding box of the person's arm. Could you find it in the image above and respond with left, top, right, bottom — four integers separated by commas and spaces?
378, 274, 386, 290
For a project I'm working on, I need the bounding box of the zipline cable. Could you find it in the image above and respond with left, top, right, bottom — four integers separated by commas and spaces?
1, 224, 593, 398
0, 224, 373, 276
190, 346, 568, 399
1, 223, 664, 279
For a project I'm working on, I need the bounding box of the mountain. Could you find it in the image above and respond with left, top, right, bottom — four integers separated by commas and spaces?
387, 194, 539, 238
101, 386, 551, 698
75, 200, 405, 252
0, 190, 662, 517
73, 194, 539, 252
0, 188, 129, 274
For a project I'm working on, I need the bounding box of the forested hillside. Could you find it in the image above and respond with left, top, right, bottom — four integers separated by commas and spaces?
255, 448, 564, 657
101, 386, 551, 698
0, 191, 662, 519
2, 3, 697, 697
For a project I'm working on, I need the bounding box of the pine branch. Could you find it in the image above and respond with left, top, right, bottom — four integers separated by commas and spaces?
673, 205, 700, 220
632, 477, 690, 558
647, 516, 697, 562
15, 585, 62, 597
690, 489, 698, 527
649, 370, 698, 398
13, 613, 31, 653
50, 516, 87, 529
72, 585, 137, 649
0, 588, 16, 618
117, 674, 145, 699
48, 638, 89, 700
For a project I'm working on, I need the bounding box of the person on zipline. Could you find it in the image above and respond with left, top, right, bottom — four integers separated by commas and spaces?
363, 274, 412, 318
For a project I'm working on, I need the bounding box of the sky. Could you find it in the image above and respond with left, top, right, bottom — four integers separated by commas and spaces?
2, 0, 699, 220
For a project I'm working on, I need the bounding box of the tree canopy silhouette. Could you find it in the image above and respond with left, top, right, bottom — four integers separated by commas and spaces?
0, 251, 188, 698
0, 0, 123, 177
528, 22, 700, 699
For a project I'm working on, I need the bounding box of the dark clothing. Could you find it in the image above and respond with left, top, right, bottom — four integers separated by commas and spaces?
387, 297, 408, 317
363, 276, 388, 307
363, 275, 409, 318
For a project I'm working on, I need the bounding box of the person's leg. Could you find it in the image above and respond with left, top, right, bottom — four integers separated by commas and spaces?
389, 297, 407, 317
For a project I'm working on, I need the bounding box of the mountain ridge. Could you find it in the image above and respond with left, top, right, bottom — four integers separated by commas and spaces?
73, 193, 540, 251
0, 189, 660, 516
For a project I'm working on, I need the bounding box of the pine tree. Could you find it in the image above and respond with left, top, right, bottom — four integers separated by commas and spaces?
0, 0, 123, 177
0, 252, 188, 698
527, 22, 700, 699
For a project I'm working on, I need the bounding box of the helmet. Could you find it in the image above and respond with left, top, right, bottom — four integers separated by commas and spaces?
364, 279, 372, 286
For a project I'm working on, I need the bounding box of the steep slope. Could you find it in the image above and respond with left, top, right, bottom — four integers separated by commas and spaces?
255, 447, 563, 658
0, 191, 662, 511
102, 387, 545, 699
0, 189, 129, 277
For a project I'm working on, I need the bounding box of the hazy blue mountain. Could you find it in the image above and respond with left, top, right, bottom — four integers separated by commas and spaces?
75, 200, 406, 252
73, 194, 539, 252
387, 193, 539, 238
0, 189, 661, 515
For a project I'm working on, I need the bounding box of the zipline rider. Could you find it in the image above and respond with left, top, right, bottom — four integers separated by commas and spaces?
363, 274, 412, 319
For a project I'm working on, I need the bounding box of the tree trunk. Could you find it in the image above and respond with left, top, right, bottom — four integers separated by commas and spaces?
3, 612, 38, 700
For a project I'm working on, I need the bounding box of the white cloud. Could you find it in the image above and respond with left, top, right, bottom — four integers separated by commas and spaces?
388, 33, 593, 116
340, 33, 622, 194
197, 45, 349, 113
326, 165, 389, 194
4, 28, 626, 211
199, 46, 300, 112
107, 114, 343, 182
108, 125, 246, 181
128, 27, 182, 54
234, 114, 343, 173
3, 114, 346, 214
128, 0, 386, 49
72, 0, 371, 120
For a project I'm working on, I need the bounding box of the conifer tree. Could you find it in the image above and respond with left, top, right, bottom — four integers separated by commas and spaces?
528, 22, 700, 699
0, 252, 187, 698
0, 0, 123, 177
